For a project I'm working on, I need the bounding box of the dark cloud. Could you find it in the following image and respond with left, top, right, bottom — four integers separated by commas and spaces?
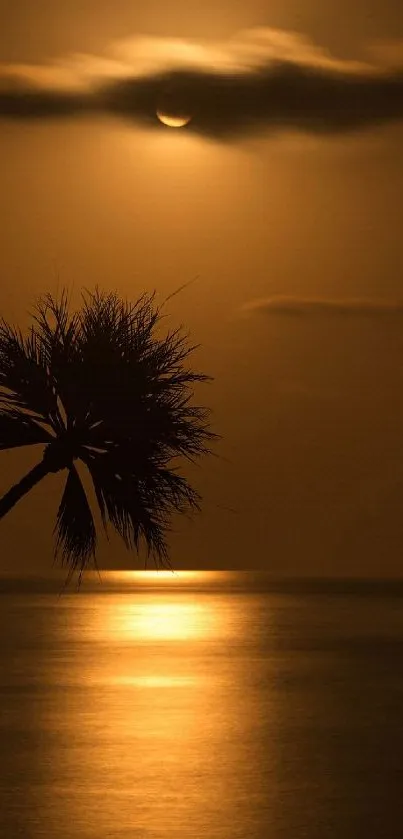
241, 296, 403, 318
1, 46, 403, 137
0, 87, 94, 120
101, 65, 403, 137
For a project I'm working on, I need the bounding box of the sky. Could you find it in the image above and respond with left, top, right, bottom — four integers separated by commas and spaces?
1, 0, 403, 576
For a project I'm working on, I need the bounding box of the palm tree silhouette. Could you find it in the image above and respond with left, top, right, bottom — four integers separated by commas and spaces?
0, 289, 214, 577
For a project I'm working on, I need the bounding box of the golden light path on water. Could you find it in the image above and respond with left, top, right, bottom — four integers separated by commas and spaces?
96, 572, 227, 650
84, 570, 235, 653
35, 571, 277, 836
37, 571, 266, 839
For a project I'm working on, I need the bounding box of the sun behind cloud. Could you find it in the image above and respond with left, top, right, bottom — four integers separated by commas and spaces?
156, 110, 192, 127
1, 29, 403, 138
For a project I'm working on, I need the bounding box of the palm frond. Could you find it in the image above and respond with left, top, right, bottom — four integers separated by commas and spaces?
34, 288, 216, 455
0, 409, 53, 451
81, 447, 199, 566
75, 291, 215, 444
0, 318, 61, 430
1, 287, 216, 577
54, 464, 96, 575
31, 292, 80, 428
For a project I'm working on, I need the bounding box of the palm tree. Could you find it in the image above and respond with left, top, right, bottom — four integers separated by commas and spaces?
0, 289, 214, 579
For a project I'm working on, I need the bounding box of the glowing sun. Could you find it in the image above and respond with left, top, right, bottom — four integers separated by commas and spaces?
156, 110, 192, 128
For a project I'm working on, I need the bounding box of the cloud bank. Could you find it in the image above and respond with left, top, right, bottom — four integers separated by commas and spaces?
241, 296, 403, 318
0, 28, 403, 137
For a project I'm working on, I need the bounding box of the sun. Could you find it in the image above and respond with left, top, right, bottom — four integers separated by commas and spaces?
156, 110, 192, 128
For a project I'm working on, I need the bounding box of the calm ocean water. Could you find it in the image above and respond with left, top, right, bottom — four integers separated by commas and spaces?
0, 571, 402, 839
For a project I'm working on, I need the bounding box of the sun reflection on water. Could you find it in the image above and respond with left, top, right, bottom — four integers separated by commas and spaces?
37, 575, 263, 838
75, 571, 236, 649
66, 571, 237, 696
103, 569, 225, 586
108, 599, 215, 642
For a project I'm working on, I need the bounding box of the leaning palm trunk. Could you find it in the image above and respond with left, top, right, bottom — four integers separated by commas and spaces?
0, 289, 215, 577
0, 460, 50, 519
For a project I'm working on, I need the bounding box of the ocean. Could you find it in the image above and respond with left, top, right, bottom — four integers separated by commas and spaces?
0, 571, 402, 838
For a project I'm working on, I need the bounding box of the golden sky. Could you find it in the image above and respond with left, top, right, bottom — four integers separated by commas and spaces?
1, 0, 403, 575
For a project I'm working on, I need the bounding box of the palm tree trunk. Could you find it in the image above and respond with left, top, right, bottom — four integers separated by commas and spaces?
0, 460, 50, 520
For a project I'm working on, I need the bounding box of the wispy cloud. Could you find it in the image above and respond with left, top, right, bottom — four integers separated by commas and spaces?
241, 296, 403, 318
0, 28, 403, 137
